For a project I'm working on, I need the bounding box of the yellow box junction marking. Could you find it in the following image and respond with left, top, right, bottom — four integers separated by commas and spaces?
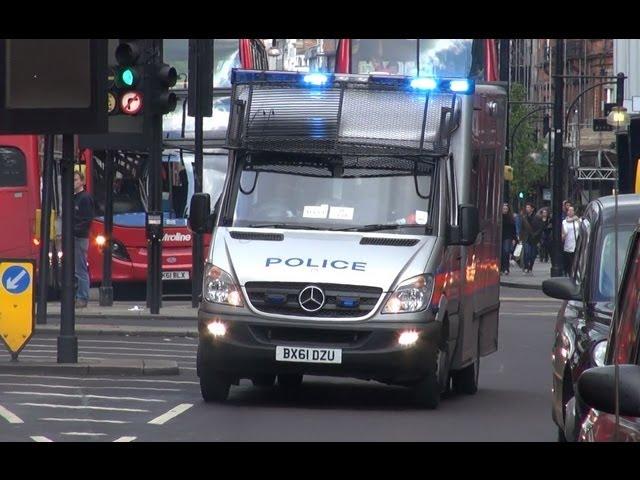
0, 260, 35, 355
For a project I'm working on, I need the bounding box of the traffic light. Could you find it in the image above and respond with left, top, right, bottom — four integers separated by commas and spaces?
518, 191, 524, 199
111, 39, 145, 116
149, 62, 178, 115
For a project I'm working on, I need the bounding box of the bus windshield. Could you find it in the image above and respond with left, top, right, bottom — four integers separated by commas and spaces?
91, 150, 228, 220
350, 39, 474, 78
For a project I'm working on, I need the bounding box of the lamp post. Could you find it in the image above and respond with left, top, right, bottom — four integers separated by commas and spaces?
550, 39, 565, 278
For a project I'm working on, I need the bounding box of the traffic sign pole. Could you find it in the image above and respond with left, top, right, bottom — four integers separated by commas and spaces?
58, 134, 78, 363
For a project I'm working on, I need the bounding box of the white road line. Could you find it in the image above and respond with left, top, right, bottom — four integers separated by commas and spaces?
27, 344, 195, 354
5, 392, 165, 402
148, 403, 193, 425
61, 432, 107, 437
31, 436, 53, 442
0, 383, 181, 392
0, 404, 24, 424
180, 367, 197, 371
41, 418, 131, 424
34, 338, 197, 347
113, 436, 137, 442
0, 374, 198, 384
0, 354, 105, 361
19, 403, 148, 413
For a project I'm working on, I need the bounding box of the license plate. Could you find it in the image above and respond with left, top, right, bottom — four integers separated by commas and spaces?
162, 271, 190, 280
275, 346, 342, 364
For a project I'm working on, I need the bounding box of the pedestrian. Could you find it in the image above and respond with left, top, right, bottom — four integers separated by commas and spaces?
73, 171, 95, 308
539, 208, 552, 263
561, 200, 572, 221
562, 205, 580, 276
520, 201, 543, 274
501, 203, 518, 275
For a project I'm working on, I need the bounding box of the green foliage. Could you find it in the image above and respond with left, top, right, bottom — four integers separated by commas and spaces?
509, 83, 547, 201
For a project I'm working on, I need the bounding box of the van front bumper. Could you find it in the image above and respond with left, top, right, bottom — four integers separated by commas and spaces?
197, 311, 441, 385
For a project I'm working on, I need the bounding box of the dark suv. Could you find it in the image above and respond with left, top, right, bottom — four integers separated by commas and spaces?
542, 194, 640, 441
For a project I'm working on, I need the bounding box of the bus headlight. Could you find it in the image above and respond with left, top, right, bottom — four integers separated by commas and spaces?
203, 264, 244, 307
382, 274, 434, 314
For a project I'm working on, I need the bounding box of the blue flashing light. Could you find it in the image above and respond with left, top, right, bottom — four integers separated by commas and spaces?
449, 79, 473, 93
303, 73, 329, 86
338, 298, 359, 308
410, 77, 437, 90
232, 70, 299, 84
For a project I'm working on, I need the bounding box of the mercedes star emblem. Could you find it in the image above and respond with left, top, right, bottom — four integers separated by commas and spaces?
298, 285, 325, 312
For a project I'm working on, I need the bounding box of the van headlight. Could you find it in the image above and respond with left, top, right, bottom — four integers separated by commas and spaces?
593, 340, 607, 367
382, 274, 434, 314
203, 263, 244, 307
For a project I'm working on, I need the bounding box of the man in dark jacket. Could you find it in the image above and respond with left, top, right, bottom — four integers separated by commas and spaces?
74, 171, 94, 308
520, 201, 543, 273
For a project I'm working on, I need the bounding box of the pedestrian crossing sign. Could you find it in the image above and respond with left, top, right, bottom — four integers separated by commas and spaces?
0, 259, 35, 355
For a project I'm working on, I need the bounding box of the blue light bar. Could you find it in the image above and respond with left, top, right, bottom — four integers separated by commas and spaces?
303, 73, 329, 86
410, 78, 437, 90
232, 69, 300, 84
449, 79, 473, 93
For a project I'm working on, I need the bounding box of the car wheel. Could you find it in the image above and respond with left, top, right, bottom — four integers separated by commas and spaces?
412, 372, 440, 409
200, 369, 231, 403
451, 357, 479, 395
277, 373, 303, 388
252, 374, 276, 387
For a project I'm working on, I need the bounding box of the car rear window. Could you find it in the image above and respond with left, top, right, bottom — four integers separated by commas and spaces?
0, 147, 27, 187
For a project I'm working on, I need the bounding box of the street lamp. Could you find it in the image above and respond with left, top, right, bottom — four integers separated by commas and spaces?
607, 106, 631, 129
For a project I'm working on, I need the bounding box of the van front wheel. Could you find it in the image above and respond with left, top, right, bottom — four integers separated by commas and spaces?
200, 369, 231, 403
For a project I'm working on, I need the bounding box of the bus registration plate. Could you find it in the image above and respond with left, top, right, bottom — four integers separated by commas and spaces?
275, 346, 342, 364
162, 271, 190, 280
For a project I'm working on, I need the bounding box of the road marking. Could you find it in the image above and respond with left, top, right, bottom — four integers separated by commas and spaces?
0, 383, 181, 392
27, 344, 195, 354
30, 436, 53, 442
113, 436, 137, 442
0, 403, 24, 424
19, 403, 148, 412
0, 374, 198, 384
34, 338, 197, 347
41, 418, 131, 424
500, 297, 560, 302
6, 392, 165, 402
180, 367, 197, 371
61, 432, 107, 437
148, 403, 193, 425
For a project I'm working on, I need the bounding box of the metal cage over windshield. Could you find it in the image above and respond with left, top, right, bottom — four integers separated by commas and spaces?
225, 70, 461, 157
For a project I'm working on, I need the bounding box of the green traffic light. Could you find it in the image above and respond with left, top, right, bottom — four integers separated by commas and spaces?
518, 192, 524, 199
121, 68, 135, 87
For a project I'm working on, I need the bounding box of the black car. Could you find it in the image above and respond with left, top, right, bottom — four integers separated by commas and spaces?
542, 194, 640, 441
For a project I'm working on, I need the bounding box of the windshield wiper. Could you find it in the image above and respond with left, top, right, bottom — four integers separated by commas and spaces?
332, 224, 429, 232
246, 223, 324, 230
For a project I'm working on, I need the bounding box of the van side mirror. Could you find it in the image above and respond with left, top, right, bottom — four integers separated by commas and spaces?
449, 204, 479, 246
189, 193, 211, 234
542, 277, 581, 301
577, 365, 640, 417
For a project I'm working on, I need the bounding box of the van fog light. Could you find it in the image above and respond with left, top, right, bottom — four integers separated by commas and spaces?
207, 321, 227, 337
398, 330, 420, 346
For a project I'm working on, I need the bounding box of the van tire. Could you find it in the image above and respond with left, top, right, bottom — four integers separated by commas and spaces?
412, 373, 440, 409
451, 357, 479, 395
252, 374, 276, 387
200, 370, 231, 402
277, 373, 303, 388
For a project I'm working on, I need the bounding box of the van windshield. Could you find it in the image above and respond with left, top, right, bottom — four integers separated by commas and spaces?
231, 153, 437, 234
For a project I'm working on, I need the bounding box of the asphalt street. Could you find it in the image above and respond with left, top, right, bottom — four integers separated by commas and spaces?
0, 287, 563, 442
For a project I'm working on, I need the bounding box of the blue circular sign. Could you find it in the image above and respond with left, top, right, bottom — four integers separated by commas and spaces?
2, 265, 31, 295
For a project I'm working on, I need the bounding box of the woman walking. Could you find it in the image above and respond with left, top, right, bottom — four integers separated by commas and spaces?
539, 208, 552, 263
501, 203, 518, 274
562, 206, 580, 276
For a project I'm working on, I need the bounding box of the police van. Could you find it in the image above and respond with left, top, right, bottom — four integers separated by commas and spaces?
189, 67, 507, 408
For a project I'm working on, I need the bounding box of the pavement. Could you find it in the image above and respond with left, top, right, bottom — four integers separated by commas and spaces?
499, 258, 553, 290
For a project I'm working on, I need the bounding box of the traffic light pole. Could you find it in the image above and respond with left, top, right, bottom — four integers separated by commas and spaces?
148, 39, 164, 315
99, 150, 114, 306
551, 39, 565, 278
36, 135, 55, 325
58, 134, 78, 362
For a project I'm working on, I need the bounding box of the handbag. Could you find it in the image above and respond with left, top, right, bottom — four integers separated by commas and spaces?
513, 242, 523, 260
